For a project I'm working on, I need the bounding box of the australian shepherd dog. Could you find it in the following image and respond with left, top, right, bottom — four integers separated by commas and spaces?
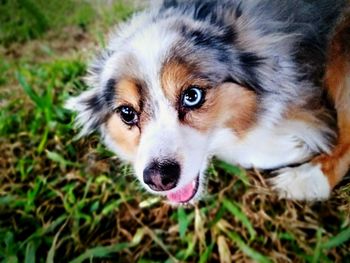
67, 0, 350, 204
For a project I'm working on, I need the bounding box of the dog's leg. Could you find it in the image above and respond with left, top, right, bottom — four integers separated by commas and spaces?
271, 11, 350, 201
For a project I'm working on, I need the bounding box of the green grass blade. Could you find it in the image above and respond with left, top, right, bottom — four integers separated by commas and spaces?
178, 207, 189, 239
222, 199, 256, 239
21, 216, 67, 248
131, 228, 146, 246
24, 241, 36, 263
198, 243, 214, 263
69, 243, 130, 263
322, 227, 350, 249
37, 126, 49, 153
214, 160, 249, 185
227, 231, 271, 263
208, 205, 225, 228
17, 72, 44, 109
46, 150, 80, 168
312, 229, 323, 263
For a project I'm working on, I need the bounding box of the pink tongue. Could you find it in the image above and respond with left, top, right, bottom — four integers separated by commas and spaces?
167, 179, 195, 203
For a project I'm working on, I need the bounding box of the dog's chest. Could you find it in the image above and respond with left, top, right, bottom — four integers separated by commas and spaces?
210, 123, 324, 170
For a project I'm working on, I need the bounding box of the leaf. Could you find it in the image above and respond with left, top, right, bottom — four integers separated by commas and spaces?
195, 206, 205, 248
215, 160, 249, 185
198, 243, 215, 263
222, 199, 256, 239
21, 216, 67, 248
69, 243, 130, 263
226, 231, 271, 263
139, 197, 161, 209
178, 207, 189, 239
24, 241, 36, 263
322, 227, 350, 249
312, 229, 323, 263
17, 72, 44, 109
217, 236, 231, 263
131, 228, 146, 246
208, 205, 225, 228
46, 150, 66, 166
101, 200, 123, 215
46, 150, 79, 168
89, 200, 100, 213
38, 127, 49, 154
183, 235, 196, 260
46, 218, 68, 263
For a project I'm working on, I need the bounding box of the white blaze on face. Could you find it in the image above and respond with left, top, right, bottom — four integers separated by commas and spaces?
134, 93, 209, 198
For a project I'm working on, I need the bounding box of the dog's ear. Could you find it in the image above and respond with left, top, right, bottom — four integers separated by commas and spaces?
65, 49, 114, 137
65, 88, 109, 137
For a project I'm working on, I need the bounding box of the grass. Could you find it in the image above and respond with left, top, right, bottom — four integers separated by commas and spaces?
1, 0, 350, 262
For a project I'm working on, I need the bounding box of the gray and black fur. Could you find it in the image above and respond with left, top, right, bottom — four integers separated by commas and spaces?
68, 0, 347, 137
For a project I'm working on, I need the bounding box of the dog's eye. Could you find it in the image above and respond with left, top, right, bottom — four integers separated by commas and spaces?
182, 86, 204, 108
116, 105, 138, 125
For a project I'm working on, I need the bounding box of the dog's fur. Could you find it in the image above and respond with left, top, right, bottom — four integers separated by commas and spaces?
66, 0, 350, 204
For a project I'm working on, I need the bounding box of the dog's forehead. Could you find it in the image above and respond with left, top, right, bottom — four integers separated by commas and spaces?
129, 24, 178, 77
121, 25, 182, 111
106, 20, 236, 120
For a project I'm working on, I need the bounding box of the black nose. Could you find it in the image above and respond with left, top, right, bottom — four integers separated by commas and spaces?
143, 160, 180, 191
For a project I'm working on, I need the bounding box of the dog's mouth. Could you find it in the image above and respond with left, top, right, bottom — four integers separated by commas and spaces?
167, 175, 200, 203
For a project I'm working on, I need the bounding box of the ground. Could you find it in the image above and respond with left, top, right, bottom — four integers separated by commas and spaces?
0, 0, 349, 262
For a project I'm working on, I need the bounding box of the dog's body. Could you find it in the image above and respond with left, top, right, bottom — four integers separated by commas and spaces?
67, 0, 350, 204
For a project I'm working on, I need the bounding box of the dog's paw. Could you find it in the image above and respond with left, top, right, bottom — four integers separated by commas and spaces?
269, 163, 331, 201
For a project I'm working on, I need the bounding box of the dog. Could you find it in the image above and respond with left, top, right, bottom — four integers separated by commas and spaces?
66, 0, 350, 204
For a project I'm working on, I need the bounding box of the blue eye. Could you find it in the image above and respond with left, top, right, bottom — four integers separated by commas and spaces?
182, 86, 204, 108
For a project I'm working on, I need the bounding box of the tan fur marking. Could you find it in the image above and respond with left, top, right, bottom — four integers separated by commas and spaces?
313, 9, 350, 188
186, 83, 257, 134
106, 114, 140, 156
285, 109, 324, 124
116, 79, 141, 110
161, 61, 257, 134
106, 79, 144, 157
161, 60, 207, 102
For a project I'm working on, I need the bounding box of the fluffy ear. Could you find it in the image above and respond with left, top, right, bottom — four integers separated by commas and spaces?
65, 88, 108, 137
65, 48, 115, 137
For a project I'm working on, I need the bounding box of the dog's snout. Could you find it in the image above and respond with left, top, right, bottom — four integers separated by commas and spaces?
143, 160, 180, 191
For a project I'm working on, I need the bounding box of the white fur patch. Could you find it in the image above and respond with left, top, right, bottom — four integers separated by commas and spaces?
269, 163, 331, 201
210, 117, 331, 170
134, 111, 210, 196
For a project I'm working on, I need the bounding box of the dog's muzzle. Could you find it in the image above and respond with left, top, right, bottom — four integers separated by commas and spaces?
142, 159, 200, 203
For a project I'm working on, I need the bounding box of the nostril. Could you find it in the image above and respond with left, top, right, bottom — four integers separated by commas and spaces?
143, 163, 158, 186
159, 161, 180, 186
142, 159, 181, 191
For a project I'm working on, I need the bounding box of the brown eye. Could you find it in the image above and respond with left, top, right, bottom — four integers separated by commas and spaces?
117, 106, 138, 125
182, 86, 204, 109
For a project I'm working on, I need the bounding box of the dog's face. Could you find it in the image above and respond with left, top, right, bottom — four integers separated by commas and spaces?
104, 64, 256, 203
66, 12, 259, 203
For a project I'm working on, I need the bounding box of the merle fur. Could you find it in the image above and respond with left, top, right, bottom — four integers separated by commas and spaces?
163, 0, 345, 92
76, 0, 347, 135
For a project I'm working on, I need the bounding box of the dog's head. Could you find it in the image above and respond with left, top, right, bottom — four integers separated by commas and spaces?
66, 1, 307, 203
